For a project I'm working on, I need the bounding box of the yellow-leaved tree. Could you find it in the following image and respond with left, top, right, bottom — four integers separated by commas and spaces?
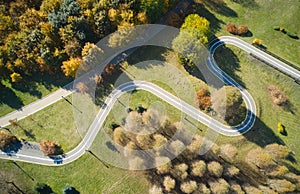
61, 57, 81, 77
180, 14, 210, 44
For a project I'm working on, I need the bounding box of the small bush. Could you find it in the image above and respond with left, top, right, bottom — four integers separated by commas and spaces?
273, 26, 280, 31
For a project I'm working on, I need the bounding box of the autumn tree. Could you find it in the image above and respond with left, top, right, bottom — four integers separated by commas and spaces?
171, 163, 188, 180
40, 0, 61, 15
198, 183, 211, 194
76, 82, 88, 94
226, 23, 238, 35
168, 140, 185, 157
237, 25, 248, 35
224, 165, 240, 177
181, 14, 210, 44
104, 64, 116, 76
208, 178, 230, 194
246, 148, 274, 169
0, 130, 17, 150
180, 180, 198, 194
153, 134, 167, 151
268, 179, 296, 193
40, 140, 63, 156
149, 185, 163, 194
156, 157, 171, 174
64, 40, 82, 58
10, 72, 22, 83
229, 181, 244, 194
264, 143, 291, 160
207, 161, 223, 177
163, 176, 175, 192
191, 160, 206, 177
113, 127, 129, 146
195, 87, 211, 111
219, 143, 237, 161
61, 57, 81, 77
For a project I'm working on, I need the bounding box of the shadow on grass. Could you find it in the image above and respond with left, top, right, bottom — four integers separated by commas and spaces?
212, 43, 246, 88
0, 82, 24, 109
240, 30, 253, 37
232, 0, 259, 8
245, 116, 285, 147
1, 140, 22, 155
193, 3, 225, 34
202, 0, 238, 17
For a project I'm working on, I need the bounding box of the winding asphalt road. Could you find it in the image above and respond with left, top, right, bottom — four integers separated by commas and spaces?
1, 36, 300, 165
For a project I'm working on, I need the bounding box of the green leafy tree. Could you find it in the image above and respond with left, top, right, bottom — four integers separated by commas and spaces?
48, 0, 81, 29
140, 0, 165, 22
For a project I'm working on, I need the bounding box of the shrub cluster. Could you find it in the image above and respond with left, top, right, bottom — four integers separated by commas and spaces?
274, 26, 299, 39
226, 23, 249, 35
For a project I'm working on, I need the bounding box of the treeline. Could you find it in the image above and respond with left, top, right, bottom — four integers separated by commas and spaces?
0, 0, 179, 83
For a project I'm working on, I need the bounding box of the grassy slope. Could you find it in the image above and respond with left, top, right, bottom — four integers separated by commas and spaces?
200, 0, 300, 65
214, 45, 300, 170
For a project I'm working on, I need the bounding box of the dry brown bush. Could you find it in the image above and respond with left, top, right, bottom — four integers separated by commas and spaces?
267, 85, 288, 106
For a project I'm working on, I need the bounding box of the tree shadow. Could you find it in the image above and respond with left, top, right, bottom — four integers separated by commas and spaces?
193, 3, 225, 34
0, 82, 24, 109
211, 42, 246, 88
11, 81, 42, 99
1, 140, 22, 155
202, 0, 238, 17
232, 0, 259, 8
244, 116, 285, 147
240, 30, 253, 37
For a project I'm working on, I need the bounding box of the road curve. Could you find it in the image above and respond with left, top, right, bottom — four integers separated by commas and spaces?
1, 36, 300, 165
0, 80, 253, 165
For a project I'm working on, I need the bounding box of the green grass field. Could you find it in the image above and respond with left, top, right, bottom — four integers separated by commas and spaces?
0, 75, 72, 117
196, 0, 300, 66
10, 96, 81, 152
0, 154, 149, 193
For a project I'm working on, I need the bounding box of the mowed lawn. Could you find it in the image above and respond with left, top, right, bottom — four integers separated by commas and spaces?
197, 0, 300, 66
9, 96, 81, 152
0, 154, 149, 193
0, 74, 72, 117
214, 45, 300, 170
